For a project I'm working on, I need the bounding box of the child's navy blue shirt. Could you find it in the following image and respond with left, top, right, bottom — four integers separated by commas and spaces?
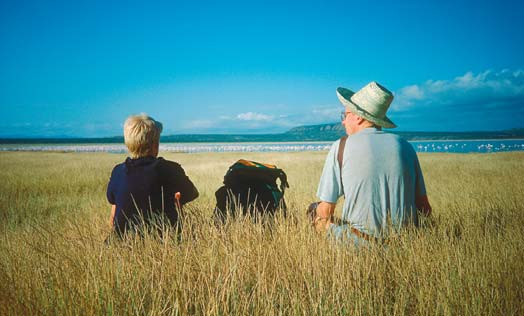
107, 156, 198, 236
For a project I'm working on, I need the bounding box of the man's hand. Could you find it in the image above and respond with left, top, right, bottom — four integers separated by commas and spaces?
416, 195, 432, 216
313, 201, 336, 232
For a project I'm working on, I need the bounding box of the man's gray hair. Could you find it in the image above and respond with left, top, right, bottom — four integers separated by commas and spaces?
123, 113, 163, 158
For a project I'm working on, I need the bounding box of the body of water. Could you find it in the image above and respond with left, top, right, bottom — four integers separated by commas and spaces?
1, 139, 523, 153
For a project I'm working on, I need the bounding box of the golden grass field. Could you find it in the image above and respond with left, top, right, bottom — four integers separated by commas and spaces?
1, 151, 523, 315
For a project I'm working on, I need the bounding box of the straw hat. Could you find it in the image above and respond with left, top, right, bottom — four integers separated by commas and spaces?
336, 81, 397, 128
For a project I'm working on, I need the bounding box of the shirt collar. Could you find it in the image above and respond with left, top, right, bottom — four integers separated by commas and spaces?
359, 127, 380, 134
124, 156, 157, 168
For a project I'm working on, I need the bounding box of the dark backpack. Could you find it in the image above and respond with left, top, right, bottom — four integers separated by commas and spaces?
214, 159, 289, 222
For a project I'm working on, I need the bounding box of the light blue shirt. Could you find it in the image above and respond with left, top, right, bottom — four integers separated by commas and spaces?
317, 128, 427, 237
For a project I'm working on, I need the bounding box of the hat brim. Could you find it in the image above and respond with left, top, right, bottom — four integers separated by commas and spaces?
336, 87, 397, 128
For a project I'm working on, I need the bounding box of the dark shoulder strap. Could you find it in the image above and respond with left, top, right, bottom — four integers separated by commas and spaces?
337, 136, 347, 171
338, 136, 348, 193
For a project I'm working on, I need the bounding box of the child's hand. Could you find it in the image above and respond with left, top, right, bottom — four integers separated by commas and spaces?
109, 204, 116, 227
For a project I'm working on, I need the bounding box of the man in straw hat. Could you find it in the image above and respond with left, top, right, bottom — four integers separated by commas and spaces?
313, 81, 431, 245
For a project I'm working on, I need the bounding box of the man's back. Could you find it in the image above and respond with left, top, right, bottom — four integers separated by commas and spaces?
343, 127, 426, 236
318, 127, 427, 237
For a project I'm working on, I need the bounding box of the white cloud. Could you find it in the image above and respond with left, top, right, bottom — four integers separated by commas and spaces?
399, 85, 424, 100
180, 111, 294, 133
174, 69, 524, 134
393, 69, 524, 112
182, 120, 217, 129
307, 106, 341, 123
236, 112, 274, 121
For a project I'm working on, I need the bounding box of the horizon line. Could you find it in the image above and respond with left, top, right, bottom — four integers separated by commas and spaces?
1, 126, 523, 140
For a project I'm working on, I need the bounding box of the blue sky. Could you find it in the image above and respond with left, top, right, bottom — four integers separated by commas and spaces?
1, 0, 523, 137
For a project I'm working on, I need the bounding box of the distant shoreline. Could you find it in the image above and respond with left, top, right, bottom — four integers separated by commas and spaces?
2, 124, 523, 144
2, 137, 524, 145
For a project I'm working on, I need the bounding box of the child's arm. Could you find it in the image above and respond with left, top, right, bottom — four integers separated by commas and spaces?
107, 165, 118, 228
109, 204, 116, 227
160, 160, 199, 205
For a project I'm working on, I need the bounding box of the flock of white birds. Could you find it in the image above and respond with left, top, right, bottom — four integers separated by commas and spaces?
1, 140, 523, 153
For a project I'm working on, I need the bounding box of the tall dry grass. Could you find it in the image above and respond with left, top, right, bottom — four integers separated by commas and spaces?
0, 151, 523, 315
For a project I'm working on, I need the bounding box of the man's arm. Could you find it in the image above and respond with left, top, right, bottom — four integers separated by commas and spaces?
314, 140, 343, 232
416, 195, 432, 216
314, 201, 337, 232
412, 150, 431, 217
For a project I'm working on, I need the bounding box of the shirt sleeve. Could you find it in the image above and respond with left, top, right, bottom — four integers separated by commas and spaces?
316, 140, 343, 203
414, 153, 427, 198
159, 160, 199, 205
106, 166, 117, 204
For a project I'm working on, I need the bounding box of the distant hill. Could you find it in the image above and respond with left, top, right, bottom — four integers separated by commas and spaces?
1, 125, 523, 144
284, 123, 345, 140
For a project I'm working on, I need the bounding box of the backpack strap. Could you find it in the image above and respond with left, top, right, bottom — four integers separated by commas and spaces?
278, 170, 289, 192
337, 136, 348, 194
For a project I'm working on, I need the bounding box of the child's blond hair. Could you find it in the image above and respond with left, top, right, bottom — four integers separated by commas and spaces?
123, 114, 163, 158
